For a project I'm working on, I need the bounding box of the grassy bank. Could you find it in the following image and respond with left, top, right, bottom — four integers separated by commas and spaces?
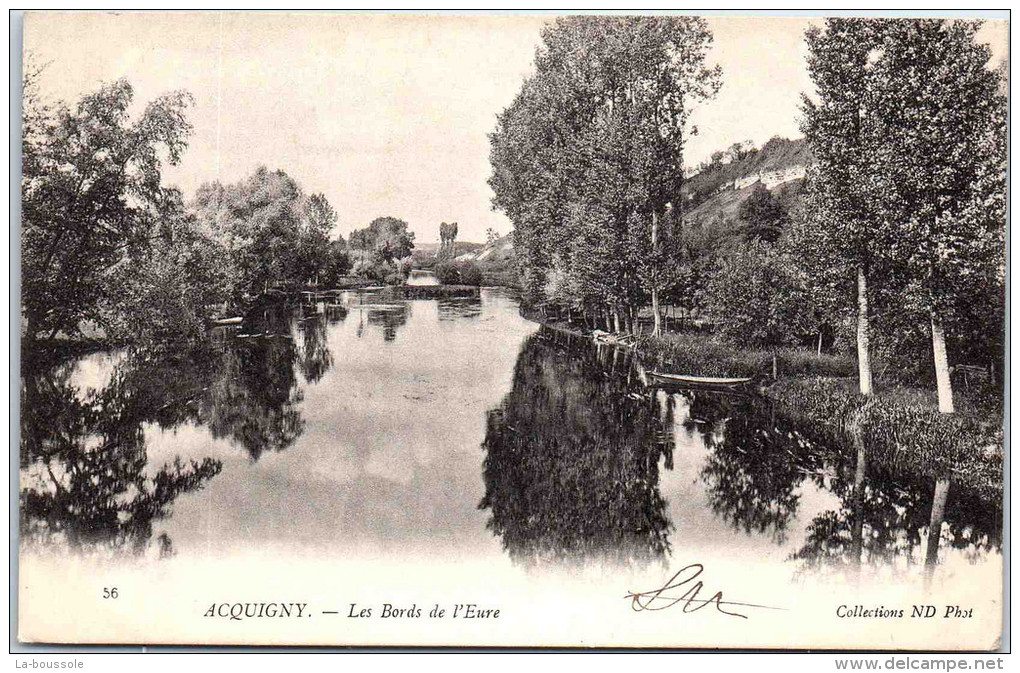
766, 377, 1002, 499
635, 332, 854, 379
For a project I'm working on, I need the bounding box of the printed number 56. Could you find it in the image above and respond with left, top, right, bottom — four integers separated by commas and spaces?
103, 587, 118, 599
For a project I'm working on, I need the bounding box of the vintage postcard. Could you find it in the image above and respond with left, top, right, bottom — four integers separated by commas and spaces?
16, 11, 1007, 649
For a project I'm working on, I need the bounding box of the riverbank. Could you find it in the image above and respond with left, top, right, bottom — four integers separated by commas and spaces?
523, 313, 1003, 500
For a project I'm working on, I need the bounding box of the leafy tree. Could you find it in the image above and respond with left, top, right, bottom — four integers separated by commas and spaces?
348, 227, 374, 266
738, 184, 787, 243
801, 19, 892, 396
865, 19, 1006, 413
191, 168, 342, 299
438, 221, 458, 261
320, 239, 352, 287
489, 17, 721, 334
192, 167, 304, 300
707, 240, 814, 348
296, 192, 339, 285
21, 75, 194, 343
348, 216, 415, 270
484, 227, 500, 246
102, 194, 231, 344
371, 216, 416, 263
726, 139, 757, 163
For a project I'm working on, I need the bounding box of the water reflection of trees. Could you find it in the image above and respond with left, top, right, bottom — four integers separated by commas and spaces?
437, 297, 482, 321
19, 300, 338, 555
691, 393, 828, 545
676, 388, 1001, 582
297, 315, 334, 384
366, 304, 410, 342
200, 302, 308, 461
791, 445, 1002, 582
479, 330, 673, 569
201, 337, 305, 462
477, 328, 1002, 582
20, 349, 222, 556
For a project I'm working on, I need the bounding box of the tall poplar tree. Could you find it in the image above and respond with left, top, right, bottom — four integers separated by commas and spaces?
489, 17, 720, 331
801, 18, 889, 396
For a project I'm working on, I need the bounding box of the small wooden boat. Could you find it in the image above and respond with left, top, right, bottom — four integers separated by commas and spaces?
647, 371, 753, 389
591, 330, 637, 348
210, 316, 244, 326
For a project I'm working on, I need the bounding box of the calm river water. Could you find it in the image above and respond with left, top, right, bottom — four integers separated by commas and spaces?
19, 288, 1001, 587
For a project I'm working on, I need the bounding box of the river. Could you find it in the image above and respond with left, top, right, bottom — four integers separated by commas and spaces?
17, 287, 1002, 646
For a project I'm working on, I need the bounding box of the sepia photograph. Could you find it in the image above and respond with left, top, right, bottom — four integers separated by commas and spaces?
13, 10, 1008, 651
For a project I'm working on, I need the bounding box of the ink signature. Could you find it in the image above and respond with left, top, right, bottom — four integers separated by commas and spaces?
625, 563, 784, 619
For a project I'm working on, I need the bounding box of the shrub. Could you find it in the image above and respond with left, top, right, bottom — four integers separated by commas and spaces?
457, 261, 483, 286
434, 261, 460, 285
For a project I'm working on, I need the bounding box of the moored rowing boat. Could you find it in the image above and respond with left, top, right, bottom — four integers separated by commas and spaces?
647, 371, 753, 388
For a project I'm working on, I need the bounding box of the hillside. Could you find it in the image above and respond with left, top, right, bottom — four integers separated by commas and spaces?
421, 139, 809, 273
681, 136, 811, 211
454, 234, 514, 266
684, 177, 806, 232
681, 138, 809, 245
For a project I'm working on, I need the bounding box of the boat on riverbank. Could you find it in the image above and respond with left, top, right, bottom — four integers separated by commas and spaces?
210, 316, 244, 326
646, 371, 754, 389
591, 330, 637, 348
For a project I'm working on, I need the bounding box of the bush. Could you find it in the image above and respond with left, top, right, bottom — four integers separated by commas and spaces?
457, 261, 483, 286
384, 272, 405, 286
434, 261, 460, 285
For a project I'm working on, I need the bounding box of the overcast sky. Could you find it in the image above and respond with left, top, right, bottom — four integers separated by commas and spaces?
23, 12, 1007, 244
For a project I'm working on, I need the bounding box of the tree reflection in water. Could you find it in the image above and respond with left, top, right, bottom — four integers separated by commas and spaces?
691, 392, 829, 545
366, 304, 410, 342
202, 300, 306, 461
671, 384, 1001, 582
790, 448, 1002, 583
479, 329, 674, 570
297, 313, 335, 384
201, 337, 305, 462
437, 297, 482, 322
19, 298, 335, 556
20, 348, 222, 556
478, 326, 1001, 582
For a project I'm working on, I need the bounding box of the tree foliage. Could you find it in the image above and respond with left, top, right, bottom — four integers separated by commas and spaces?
191, 167, 346, 302
738, 184, 788, 244
489, 16, 721, 327
21, 74, 194, 341
350, 216, 415, 263
799, 18, 1006, 391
